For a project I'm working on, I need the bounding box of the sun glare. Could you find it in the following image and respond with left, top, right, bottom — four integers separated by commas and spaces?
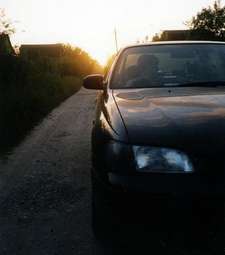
2, 0, 224, 64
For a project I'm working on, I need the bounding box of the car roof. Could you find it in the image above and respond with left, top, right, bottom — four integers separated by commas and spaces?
122, 41, 225, 50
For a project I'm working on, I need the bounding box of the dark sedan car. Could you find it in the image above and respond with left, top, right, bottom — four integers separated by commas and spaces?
83, 41, 225, 237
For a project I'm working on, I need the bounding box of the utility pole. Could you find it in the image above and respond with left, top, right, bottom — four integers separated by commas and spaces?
216, 0, 221, 7
114, 28, 119, 53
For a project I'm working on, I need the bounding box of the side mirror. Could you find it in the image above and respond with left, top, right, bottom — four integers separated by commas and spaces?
83, 74, 104, 90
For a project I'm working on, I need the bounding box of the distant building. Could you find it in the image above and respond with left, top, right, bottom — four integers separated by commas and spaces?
20, 44, 64, 58
160, 30, 191, 41
158, 29, 225, 41
0, 34, 15, 55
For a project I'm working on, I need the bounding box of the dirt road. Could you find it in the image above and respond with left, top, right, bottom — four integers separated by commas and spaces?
0, 89, 222, 255
0, 89, 99, 255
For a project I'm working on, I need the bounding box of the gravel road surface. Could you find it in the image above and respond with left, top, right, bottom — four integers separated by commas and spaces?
0, 89, 223, 255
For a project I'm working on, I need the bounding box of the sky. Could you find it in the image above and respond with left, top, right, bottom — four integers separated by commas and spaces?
1, 0, 224, 64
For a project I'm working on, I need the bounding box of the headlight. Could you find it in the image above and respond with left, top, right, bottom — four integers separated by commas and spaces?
133, 146, 194, 173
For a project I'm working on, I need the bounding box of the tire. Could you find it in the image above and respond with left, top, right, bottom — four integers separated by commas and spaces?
91, 171, 114, 240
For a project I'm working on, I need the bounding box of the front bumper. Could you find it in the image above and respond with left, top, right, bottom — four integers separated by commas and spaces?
108, 172, 224, 196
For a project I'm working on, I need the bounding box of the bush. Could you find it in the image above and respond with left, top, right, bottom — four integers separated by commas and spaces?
0, 45, 102, 150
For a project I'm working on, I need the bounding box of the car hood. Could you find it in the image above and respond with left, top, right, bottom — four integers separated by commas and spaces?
113, 87, 225, 154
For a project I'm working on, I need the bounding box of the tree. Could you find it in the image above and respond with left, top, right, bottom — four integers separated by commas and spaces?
0, 9, 15, 35
187, 0, 225, 40
104, 54, 116, 76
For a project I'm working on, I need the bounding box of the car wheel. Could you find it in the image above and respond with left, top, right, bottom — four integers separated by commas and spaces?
91, 171, 114, 240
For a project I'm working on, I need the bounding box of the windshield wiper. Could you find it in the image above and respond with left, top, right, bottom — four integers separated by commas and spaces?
176, 81, 225, 88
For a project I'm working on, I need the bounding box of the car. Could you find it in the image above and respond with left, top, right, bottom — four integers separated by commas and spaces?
83, 41, 225, 238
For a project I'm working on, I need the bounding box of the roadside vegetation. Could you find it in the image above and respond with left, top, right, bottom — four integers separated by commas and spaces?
0, 10, 102, 150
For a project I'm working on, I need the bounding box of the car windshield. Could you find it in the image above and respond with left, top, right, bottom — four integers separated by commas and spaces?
111, 44, 225, 89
